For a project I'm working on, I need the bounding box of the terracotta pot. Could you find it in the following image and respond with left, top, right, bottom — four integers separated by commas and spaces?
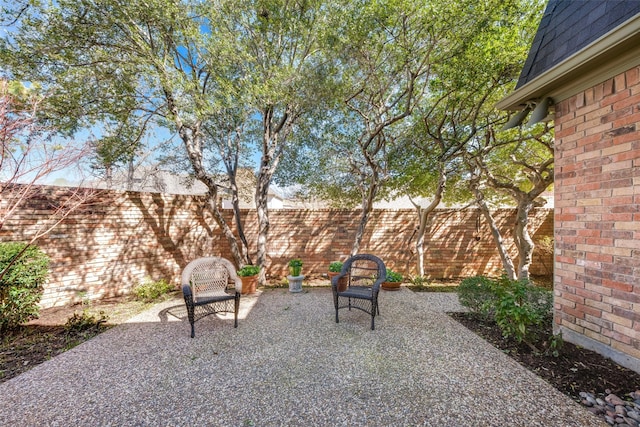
240, 275, 258, 295
382, 281, 401, 291
328, 271, 348, 292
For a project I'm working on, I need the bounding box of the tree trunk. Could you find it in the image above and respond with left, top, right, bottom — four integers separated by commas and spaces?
479, 203, 517, 280
351, 175, 378, 256
179, 127, 244, 268
469, 183, 517, 280
255, 170, 271, 285
514, 198, 536, 281
415, 209, 427, 277
227, 171, 250, 266
164, 84, 244, 268
412, 167, 446, 277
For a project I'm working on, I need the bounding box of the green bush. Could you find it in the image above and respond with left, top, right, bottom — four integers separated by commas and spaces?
329, 261, 343, 272
457, 276, 496, 317
237, 265, 260, 277
490, 275, 553, 344
458, 274, 553, 345
132, 278, 174, 302
385, 269, 403, 283
409, 276, 431, 287
288, 258, 303, 268
288, 258, 303, 276
0, 242, 50, 331
65, 309, 109, 333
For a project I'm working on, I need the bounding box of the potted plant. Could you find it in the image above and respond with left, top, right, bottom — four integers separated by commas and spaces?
328, 261, 348, 292
288, 258, 303, 277
328, 261, 343, 274
382, 269, 403, 291
237, 265, 260, 295
287, 258, 304, 293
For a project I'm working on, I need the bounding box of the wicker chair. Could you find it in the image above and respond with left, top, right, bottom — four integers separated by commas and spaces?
332, 254, 387, 330
182, 257, 241, 338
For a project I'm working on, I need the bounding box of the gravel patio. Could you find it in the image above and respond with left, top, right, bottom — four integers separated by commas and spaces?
0, 288, 604, 426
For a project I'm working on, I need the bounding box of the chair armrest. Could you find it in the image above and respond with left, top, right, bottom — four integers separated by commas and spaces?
371, 276, 386, 292
331, 272, 345, 290
370, 267, 386, 291
182, 284, 193, 298
233, 278, 243, 294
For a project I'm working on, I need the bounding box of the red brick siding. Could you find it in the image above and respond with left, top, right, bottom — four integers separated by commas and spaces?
554, 65, 640, 362
1, 185, 552, 308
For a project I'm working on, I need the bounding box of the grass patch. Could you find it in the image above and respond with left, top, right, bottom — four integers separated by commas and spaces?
408, 277, 459, 292
408, 284, 458, 292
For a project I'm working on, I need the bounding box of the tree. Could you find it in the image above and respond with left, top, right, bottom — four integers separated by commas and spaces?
444, 0, 553, 282
387, 120, 469, 277
277, 0, 540, 258
466, 124, 554, 281
1, 0, 249, 266
276, 0, 470, 254
208, 0, 336, 282
0, 79, 97, 282
3, 1, 340, 283
401, 0, 546, 278
330, 0, 444, 256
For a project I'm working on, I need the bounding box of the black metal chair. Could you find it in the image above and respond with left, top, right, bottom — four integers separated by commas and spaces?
332, 254, 386, 330
182, 257, 241, 338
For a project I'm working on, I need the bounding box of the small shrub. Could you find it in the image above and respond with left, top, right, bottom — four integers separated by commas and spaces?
460, 274, 553, 346
545, 332, 564, 357
409, 276, 431, 287
457, 276, 496, 317
0, 243, 49, 331
385, 269, 403, 283
65, 309, 109, 333
288, 258, 303, 268
237, 265, 260, 277
489, 275, 553, 344
288, 258, 303, 276
329, 261, 343, 273
132, 278, 174, 303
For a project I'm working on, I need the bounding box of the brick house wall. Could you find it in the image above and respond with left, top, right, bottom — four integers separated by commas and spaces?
554, 65, 640, 372
1, 185, 553, 308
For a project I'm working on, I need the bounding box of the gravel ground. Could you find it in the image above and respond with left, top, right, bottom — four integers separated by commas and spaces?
0, 288, 605, 426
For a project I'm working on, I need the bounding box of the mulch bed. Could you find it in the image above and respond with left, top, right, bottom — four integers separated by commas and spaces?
449, 312, 640, 401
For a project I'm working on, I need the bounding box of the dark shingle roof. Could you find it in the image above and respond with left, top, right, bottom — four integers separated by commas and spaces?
517, 0, 640, 88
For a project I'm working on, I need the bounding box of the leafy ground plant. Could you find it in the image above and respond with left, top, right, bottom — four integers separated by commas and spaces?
457, 274, 553, 352
132, 278, 175, 303
0, 243, 50, 331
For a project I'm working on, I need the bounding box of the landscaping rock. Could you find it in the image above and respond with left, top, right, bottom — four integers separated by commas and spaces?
580, 390, 640, 427
608, 394, 627, 406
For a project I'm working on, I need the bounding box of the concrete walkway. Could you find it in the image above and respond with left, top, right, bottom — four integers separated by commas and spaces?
0, 288, 605, 426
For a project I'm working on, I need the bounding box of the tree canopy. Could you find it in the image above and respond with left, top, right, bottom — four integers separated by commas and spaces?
1, 0, 551, 277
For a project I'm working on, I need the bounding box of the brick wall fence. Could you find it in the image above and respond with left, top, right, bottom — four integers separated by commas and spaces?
1, 185, 553, 308
554, 65, 640, 373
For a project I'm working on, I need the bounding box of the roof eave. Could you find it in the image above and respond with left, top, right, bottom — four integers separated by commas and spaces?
497, 13, 640, 111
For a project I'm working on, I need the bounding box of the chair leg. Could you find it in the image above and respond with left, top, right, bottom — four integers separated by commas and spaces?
333, 291, 339, 324
184, 296, 196, 338
234, 293, 240, 328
